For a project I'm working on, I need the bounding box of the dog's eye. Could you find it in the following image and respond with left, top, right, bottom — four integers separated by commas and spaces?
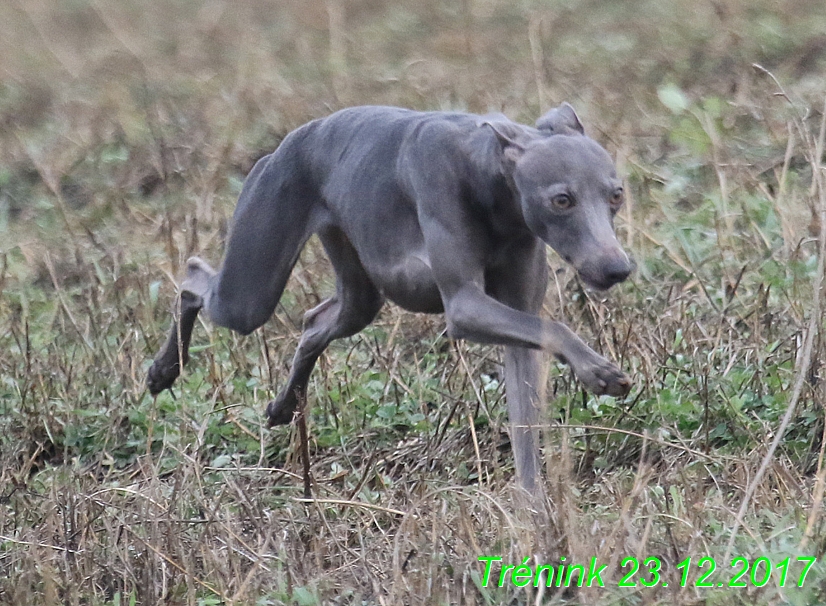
610, 188, 624, 207
551, 194, 574, 210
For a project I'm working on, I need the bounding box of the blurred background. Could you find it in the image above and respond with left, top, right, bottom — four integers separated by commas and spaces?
2, 0, 824, 237
2, 1, 826, 604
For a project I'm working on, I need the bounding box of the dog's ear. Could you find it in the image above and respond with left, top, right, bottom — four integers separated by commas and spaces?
481, 121, 526, 164
535, 102, 584, 136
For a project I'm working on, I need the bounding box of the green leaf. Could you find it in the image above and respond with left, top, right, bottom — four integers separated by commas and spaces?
376, 403, 396, 419
658, 83, 690, 114
211, 454, 232, 468
293, 586, 317, 606
149, 280, 161, 307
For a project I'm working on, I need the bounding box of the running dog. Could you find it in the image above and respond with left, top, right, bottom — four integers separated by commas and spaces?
147, 104, 633, 490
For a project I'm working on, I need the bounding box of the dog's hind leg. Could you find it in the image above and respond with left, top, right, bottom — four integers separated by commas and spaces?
267, 226, 384, 426
146, 258, 215, 395
147, 151, 317, 394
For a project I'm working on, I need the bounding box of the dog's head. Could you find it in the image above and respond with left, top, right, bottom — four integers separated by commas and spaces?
483, 103, 633, 291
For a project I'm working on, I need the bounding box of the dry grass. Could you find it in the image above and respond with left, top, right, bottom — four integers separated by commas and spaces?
2, 0, 826, 604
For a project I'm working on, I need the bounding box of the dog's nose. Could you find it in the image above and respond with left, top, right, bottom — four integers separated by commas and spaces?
601, 256, 632, 286
576, 250, 634, 290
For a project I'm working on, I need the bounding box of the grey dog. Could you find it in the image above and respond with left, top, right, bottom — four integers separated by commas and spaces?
147, 104, 633, 491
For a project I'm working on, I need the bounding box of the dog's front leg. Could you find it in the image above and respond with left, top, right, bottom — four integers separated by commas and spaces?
444, 287, 629, 495
444, 286, 631, 396
541, 320, 631, 397
504, 346, 546, 494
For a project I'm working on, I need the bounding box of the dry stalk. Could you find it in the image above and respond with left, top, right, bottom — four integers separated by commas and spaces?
295, 392, 313, 499
616, 142, 636, 251
467, 410, 485, 486
701, 110, 734, 248
724, 90, 826, 562
293, 497, 406, 517
800, 96, 826, 550
457, 346, 489, 485
528, 13, 547, 110
12, 0, 81, 78
774, 123, 797, 257
552, 423, 724, 461
0, 252, 7, 299
326, 0, 348, 103
118, 518, 226, 600
801, 416, 826, 550
43, 252, 93, 352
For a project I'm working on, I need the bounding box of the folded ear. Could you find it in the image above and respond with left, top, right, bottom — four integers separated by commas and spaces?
535, 102, 584, 135
480, 120, 526, 164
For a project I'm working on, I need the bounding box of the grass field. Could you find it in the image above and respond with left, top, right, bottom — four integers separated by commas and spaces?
2, 0, 826, 604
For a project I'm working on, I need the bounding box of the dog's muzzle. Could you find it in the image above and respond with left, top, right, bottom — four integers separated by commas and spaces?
577, 253, 634, 290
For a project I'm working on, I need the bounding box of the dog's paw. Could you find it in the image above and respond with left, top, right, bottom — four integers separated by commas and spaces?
574, 356, 632, 397
146, 335, 189, 395
147, 359, 181, 395
266, 389, 300, 427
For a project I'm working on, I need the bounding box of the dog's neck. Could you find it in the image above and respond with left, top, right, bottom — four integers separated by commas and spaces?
464, 128, 534, 240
